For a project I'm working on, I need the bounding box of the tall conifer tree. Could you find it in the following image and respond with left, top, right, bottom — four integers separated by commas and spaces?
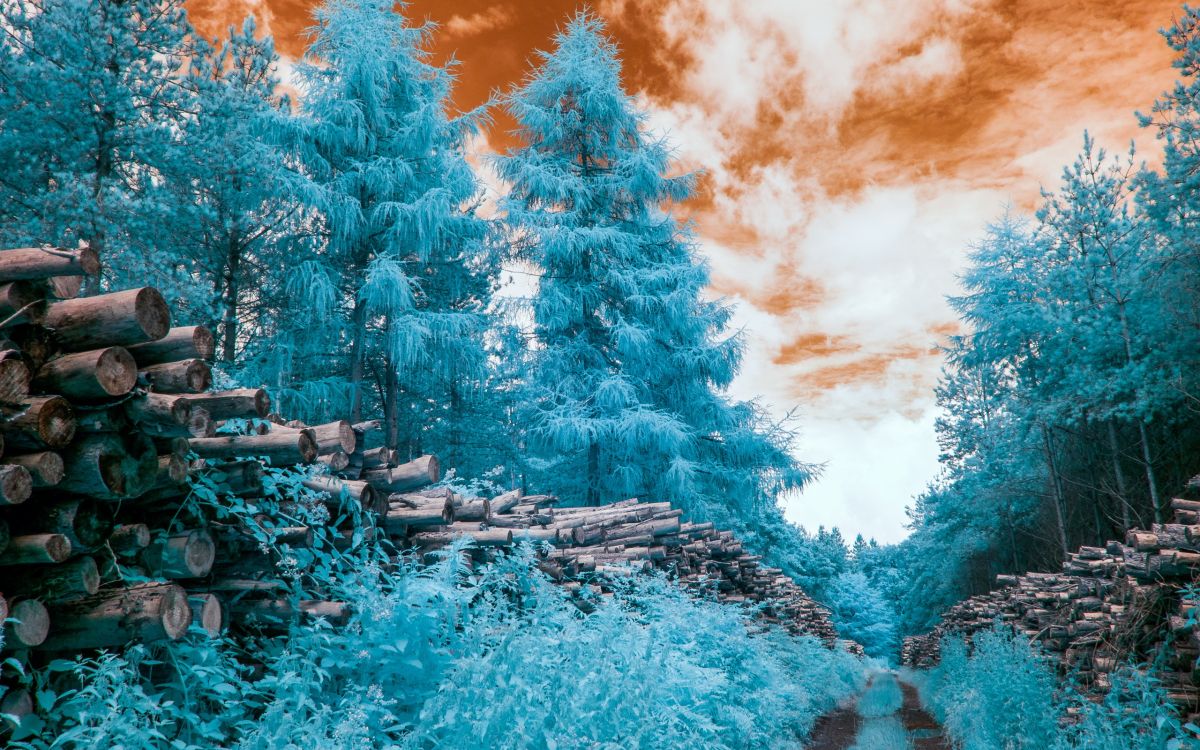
273, 0, 494, 462
497, 13, 807, 529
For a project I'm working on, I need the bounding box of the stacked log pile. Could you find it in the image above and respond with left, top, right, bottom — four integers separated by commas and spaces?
0, 244, 846, 715
386, 493, 840, 641
901, 496, 1200, 723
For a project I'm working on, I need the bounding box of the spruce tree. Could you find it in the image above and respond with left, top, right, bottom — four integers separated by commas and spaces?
497, 12, 807, 531
273, 0, 494, 462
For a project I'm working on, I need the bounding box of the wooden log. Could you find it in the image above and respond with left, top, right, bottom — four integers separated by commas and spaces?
140, 359, 211, 394
43, 288, 170, 350
0, 396, 75, 449
2, 599, 49, 648
188, 593, 223, 637
302, 475, 375, 510
8, 498, 112, 551
6, 557, 99, 603
316, 451, 350, 472
362, 455, 439, 493
0, 281, 43, 328
359, 446, 396, 469
384, 504, 454, 529
34, 347, 137, 400
179, 388, 269, 420
0, 688, 33, 723
126, 326, 215, 365
1, 451, 64, 487
125, 388, 190, 424
188, 432, 316, 466
38, 582, 192, 649
230, 599, 351, 629
209, 460, 264, 496
142, 529, 215, 579
59, 432, 158, 499
0, 534, 70, 565
0, 465, 30, 506
0, 350, 30, 404
410, 527, 512, 547
108, 524, 151, 557
0, 245, 99, 282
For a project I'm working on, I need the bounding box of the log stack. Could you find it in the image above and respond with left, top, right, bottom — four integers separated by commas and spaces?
901, 493, 1200, 726
0, 244, 846, 671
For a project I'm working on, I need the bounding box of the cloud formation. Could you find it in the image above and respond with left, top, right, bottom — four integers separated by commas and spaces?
187, 0, 1183, 541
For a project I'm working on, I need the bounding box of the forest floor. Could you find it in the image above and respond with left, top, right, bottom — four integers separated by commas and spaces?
805, 673, 951, 750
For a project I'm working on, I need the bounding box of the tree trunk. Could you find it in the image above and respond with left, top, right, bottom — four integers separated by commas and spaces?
1106, 420, 1132, 529
39, 582, 192, 650
349, 296, 367, 423
1041, 426, 1069, 557
587, 439, 600, 507
1137, 420, 1163, 524
43, 288, 170, 350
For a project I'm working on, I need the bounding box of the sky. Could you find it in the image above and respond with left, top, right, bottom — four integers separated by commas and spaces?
189, 0, 1183, 543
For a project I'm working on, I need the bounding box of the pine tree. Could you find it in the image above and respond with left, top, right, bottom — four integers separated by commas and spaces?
496, 12, 807, 527
272, 0, 494, 461
165, 17, 303, 360
0, 0, 195, 291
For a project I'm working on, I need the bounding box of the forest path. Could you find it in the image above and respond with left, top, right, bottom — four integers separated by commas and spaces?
804, 673, 951, 749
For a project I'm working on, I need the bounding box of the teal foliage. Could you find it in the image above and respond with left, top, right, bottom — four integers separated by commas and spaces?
917, 627, 1194, 750
3, 538, 865, 748
495, 12, 810, 540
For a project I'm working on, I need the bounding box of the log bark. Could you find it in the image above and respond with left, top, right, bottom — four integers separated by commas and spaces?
126, 326, 215, 365
230, 599, 351, 629
273, 421, 354, 455
39, 582, 192, 650
0, 246, 99, 282
6, 557, 99, 603
0, 534, 70, 565
302, 475, 375, 511
108, 524, 151, 556
317, 451, 350, 472
60, 432, 158, 499
2, 599, 50, 648
34, 347, 137, 400
43, 288, 170, 350
1, 451, 64, 487
8, 498, 112, 550
180, 388, 269, 420
141, 359, 211, 394
189, 432, 316, 466
0, 281, 43, 328
362, 455, 439, 494
142, 529, 215, 579
125, 391, 192, 427
0, 396, 75, 449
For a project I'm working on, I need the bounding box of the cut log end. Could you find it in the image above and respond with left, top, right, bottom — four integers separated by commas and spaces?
134, 288, 171, 342
0, 464, 32, 506
4, 599, 50, 647
189, 593, 223, 637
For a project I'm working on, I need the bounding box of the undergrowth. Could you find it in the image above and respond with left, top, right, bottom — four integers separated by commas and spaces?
0, 466, 867, 748
913, 627, 1199, 750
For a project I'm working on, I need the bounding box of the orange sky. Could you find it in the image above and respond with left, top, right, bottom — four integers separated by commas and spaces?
185, 0, 1187, 540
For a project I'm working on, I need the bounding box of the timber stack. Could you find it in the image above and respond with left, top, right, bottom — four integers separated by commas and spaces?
901, 488, 1200, 724
0, 244, 844, 718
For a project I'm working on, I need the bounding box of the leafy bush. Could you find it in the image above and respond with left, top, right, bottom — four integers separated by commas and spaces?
917, 626, 1195, 750
3, 538, 866, 748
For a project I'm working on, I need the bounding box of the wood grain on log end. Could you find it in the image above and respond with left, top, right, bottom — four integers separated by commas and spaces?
3, 599, 49, 647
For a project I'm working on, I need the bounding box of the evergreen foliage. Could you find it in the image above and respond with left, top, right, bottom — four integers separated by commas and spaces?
495, 13, 808, 543
255, 0, 496, 467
